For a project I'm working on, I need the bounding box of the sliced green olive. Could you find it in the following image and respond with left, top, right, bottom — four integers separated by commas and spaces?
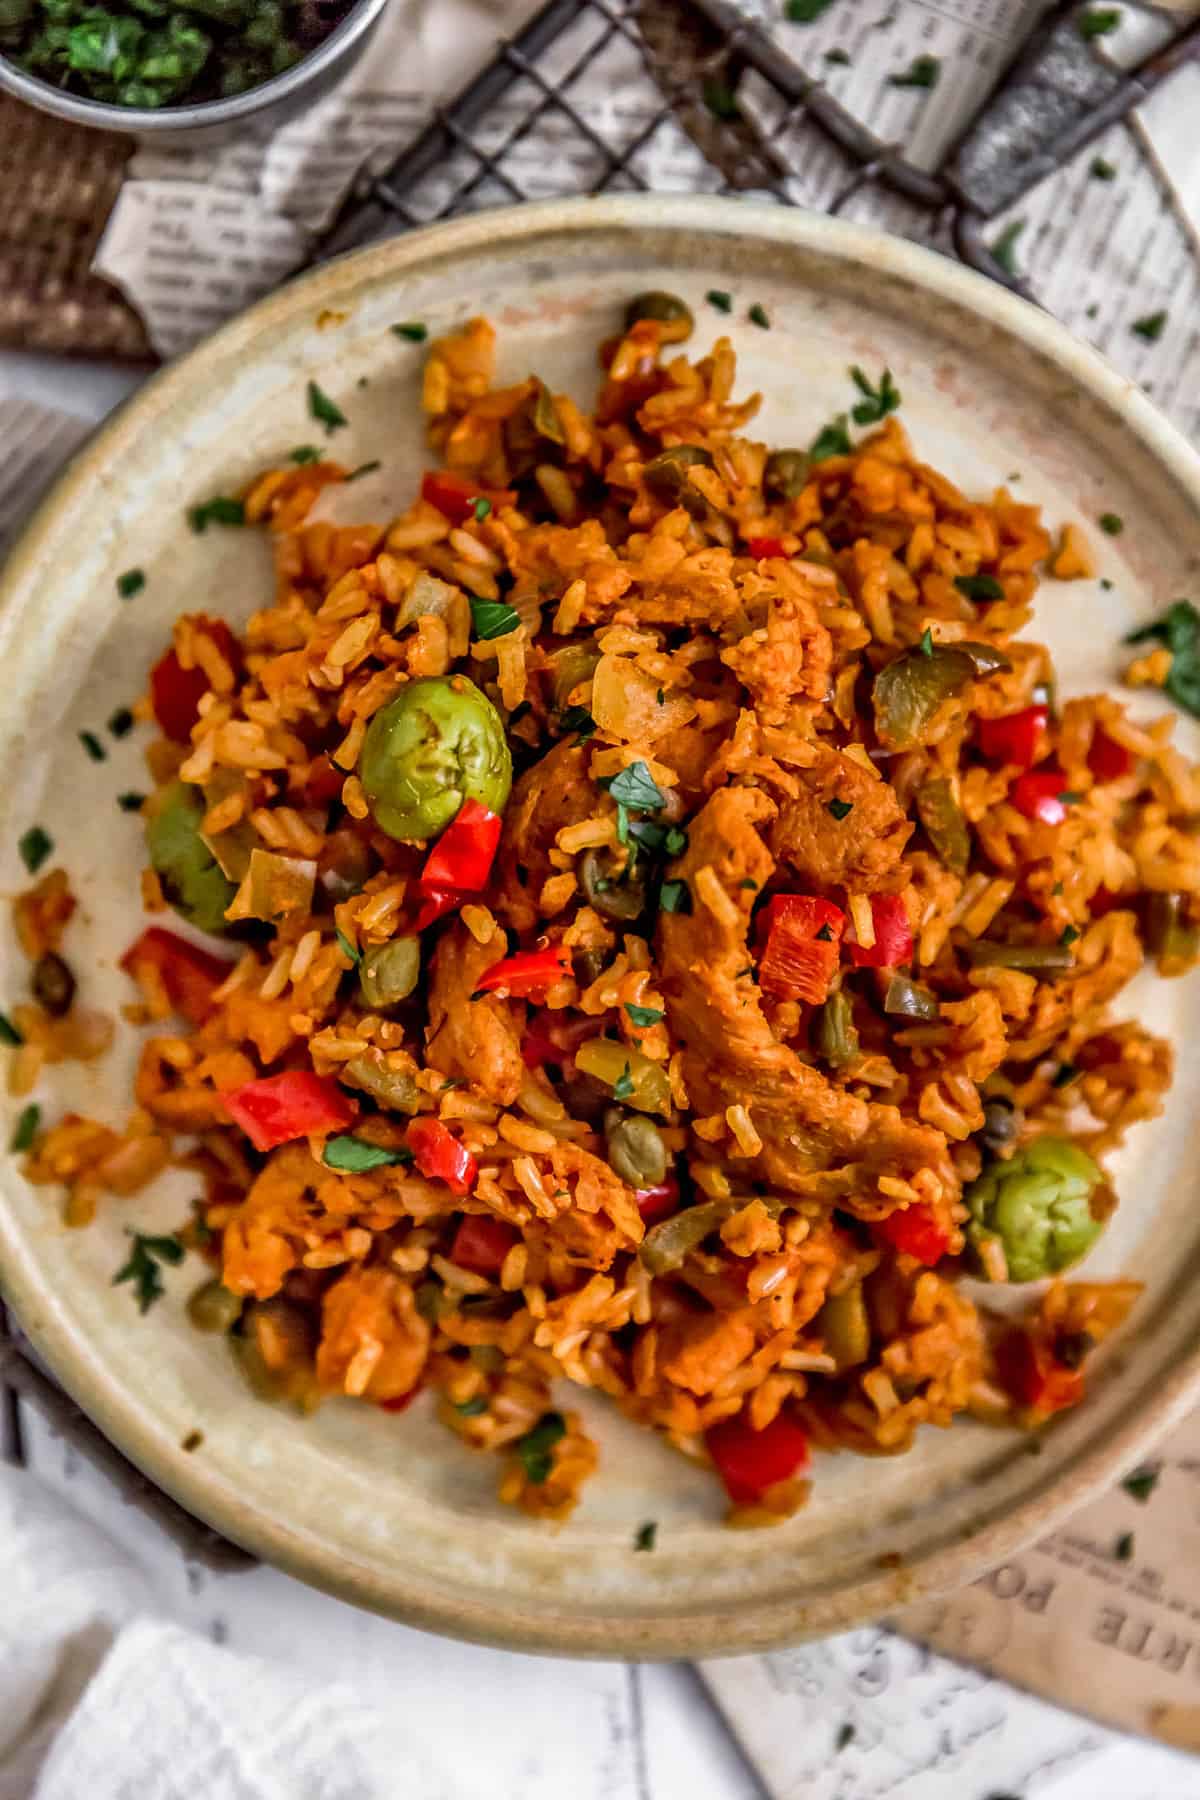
604, 1107, 668, 1188
815, 990, 859, 1069
763, 448, 810, 501
32, 952, 75, 1017
579, 845, 647, 922
341, 1050, 422, 1114
358, 938, 421, 1009
1144, 891, 1200, 975
573, 1038, 672, 1115
816, 1282, 871, 1369
915, 777, 970, 875
546, 641, 601, 711
640, 1195, 784, 1274
642, 445, 713, 517
883, 973, 940, 1020
874, 641, 1013, 751
964, 941, 1074, 973
187, 1279, 244, 1333
624, 291, 694, 341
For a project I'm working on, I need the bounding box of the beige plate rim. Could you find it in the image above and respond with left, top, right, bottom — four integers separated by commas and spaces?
3, 194, 1200, 1657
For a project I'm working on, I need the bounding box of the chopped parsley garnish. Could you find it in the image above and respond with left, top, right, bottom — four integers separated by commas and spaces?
625, 1003, 664, 1027
1059, 790, 1083, 804
188, 495, 245, 532
289, 445, 321, 464
346, 460, 381, 482
615, 803, 631, 847
107, 707, 135, 738
989, 219, 1026, 278
1051, 1062, 1080, 1088
954, 573, 1005, 602
605, 761, 666, 812
836, 1723, 856, 1751
559, 705, 596, 739
78, 730, 106, 762
815, 922, 834, 941
748, 302, 771, 329
1079, 7, 1120, 36
1115, 1530, 1134, 1562
469, 595, 521, 640
0, 1013, 22, 1047
706, 289, 733, 312
10, 1103, 39, 1151
1126, 599, 1200, 717
656, 688, 665, 706
307, 380, 347, 433
455, 1396, 488, 1416
786, 0, 836, 17
613, 1062, 636, 1101
1059, 925, 1080, 947
468, 496, 490, 521
919, 626, 934, 656
113, 1230, 185, 1315
1101, 577, 1113, 591
117, 792, 146, 813
1099, 512, 1124, 535
334, 928, 360, 965
659, 879, 691, 914
1121, 1464, 1160, 1503
18, 825, 53, 875
391, 322, 428, 342
849, 366, 901, 424
810, 414, 852, 462
739, 879, 757, 890
1132, 311, 1167, 343
827, 797, 854, 820
116, 568, 145, 599
323, 1135, 413, 1173
825, 47, 851, 63
516, 1410, 566, 1484
1086, 303, 1099, 319
1089, 156, 1117, 181
889, 53, 940, 88
634, 1520, 658, 1551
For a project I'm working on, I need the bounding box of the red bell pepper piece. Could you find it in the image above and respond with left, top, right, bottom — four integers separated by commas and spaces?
413, 889, 464, 933
875, 1201, 950, 1266
1010, 771, 1069, 826
521, 1010, 602, 1069
474, 945, 572, 998
150, 617, 240, 742
223, 1071, 357, 1153
1089, 886, 1128, 918
636, 1174, 680, 1224
756, 893, 846, 1003
706, 1410, 810, 1505
406, 1117, 478, 1195
746, 536, 787, 559
303, 754, 346, 807
846, 894, 913, 969
975, 704, 1047, 770
451, 1213, 518, 1276
419, 799, 502, 895
420, 470, 514, 526
120, 927, 233, 1027
995, 1328, 1085, 1416
1087, 729, 1134, 783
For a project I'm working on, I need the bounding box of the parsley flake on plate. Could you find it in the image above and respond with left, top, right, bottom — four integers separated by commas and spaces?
1121, 1464, 1160, 1503
289, 445, 321, 464
748, 302, 771, 329
706, 289, 733, 312
188, 495, 244, 533
1126, 600, 1200, 717
10, 1102, 39, 1152
809, 414, 852, 463
113, 1230, 185, 1315
307, 380, 347, 433
0, 1014, 21, 1048
391, 322, 428, 342
1079, 6, 1120, 36
108, 707, 135, 738
1132, 310, 1167, 343
849, 365, 901, 424
634, 1521, 658, 1551
117, 792, 146, 813
516, 1410, 566, 1484
78, 730, 106, 762
1099, 512, 1124, 535
888, 53, 939, 88
116, 568, 145, 599
18, 825, 53, 875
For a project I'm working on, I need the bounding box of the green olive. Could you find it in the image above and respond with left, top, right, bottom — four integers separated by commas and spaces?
187, 1279, 244, 1334
763, 448, 810, 502
624, 291, 694, 341
358, 938, 421, 1009
579, 846, 647, 922
964, 1135, 1108, 1282
816, 1282, 871, 1369
358, 676, 512, 843
642, 445, 713, 518
604, 1107, 668, 1188
146, 778, 237, 936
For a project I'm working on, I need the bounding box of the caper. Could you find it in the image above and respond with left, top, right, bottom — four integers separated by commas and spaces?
763, 448, 810, 502
980, 1095, 1022, 1155
641, 445, 713, 518
32, 951, 75, 1017
624, 291, 694, 341
187, 1279, 244, 1334
358, 938, 421, 1009
579, 846, 647, 922
604, 1107, 667, 1188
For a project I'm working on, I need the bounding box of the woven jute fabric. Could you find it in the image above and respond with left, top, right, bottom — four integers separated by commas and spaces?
0, 95, 151, 359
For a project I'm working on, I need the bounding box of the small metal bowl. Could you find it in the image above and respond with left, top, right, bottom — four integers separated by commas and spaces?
0, 0, 389, 140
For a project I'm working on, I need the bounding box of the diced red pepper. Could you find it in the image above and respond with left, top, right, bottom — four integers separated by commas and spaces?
746, 536, 787, 559
846, 894, 914, 969
1087, 729, 1134, 783
636, 1174, 680, 1224
420, 470, 514, 526
451, 1212, 518, 1276
413, 889, 464, 933
521, 1009, 602, 1070
406, 1116, 478, 1195
756, 893, 846, 1003
706, 1410, 810, 1506
120, 926, 234, 1027
1089, 886, 1128, 918
150, 617, 240, 742
1010, 771, 1069, 826
379, 1388, 421, 1413
303, 754, 346, 807
995, 1328, 1085, 1416
474, 945, 572, 999
975, 705, 1047, 770
875, 1201, 950, 1266
419, 799, 502, 895
223, 1071, 357, 1153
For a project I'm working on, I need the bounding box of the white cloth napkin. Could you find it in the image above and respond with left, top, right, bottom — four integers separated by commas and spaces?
0, 1466, 394, 1800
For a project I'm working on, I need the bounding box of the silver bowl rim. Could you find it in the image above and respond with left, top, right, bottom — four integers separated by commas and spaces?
0, 0, 388, 131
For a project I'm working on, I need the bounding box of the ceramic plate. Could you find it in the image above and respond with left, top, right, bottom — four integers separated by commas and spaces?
2, 197, 1199, 1657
